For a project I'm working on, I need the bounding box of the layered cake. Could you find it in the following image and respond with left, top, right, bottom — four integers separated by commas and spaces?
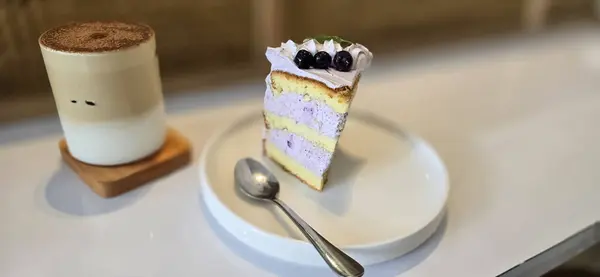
263, 36, 373, 191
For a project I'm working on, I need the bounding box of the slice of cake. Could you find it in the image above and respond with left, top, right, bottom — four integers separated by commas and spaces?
262, 35, 373, 191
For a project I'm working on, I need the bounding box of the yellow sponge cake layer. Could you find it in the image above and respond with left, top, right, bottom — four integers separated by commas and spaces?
270, 71, 359, 114
264, 112, 336, 152
264, 140, 326, 190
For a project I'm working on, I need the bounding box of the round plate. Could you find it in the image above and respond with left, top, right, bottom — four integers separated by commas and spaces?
199, 110, 449, 266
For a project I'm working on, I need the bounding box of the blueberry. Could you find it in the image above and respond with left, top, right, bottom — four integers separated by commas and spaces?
333, 50, 353, 72
293, 50, 314, 69
313, 51, 332, 69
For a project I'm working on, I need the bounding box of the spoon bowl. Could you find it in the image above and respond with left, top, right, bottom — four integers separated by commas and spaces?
234, 157, 279, 200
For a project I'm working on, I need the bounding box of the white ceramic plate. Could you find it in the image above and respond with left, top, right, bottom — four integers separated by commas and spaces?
199, 110, 449, 266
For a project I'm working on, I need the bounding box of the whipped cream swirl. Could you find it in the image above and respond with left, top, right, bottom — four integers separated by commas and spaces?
266, 39, 373, 89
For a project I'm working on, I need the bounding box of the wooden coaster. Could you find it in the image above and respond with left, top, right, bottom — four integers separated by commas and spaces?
59, 128, 192, 198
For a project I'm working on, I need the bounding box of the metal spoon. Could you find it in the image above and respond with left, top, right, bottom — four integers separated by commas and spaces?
234, 157, 365, 277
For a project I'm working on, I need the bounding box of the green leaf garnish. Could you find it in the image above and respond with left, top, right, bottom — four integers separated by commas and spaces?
307, 35, 353, 48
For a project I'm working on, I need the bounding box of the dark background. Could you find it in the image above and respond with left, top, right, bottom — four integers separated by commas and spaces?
0, 0, 596, 122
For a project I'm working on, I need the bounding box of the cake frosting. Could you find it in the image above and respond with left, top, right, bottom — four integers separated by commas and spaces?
263, 36, 371, 190
267, 129, 333, 176
264, 76, 346, 139
266, 38, 372, 89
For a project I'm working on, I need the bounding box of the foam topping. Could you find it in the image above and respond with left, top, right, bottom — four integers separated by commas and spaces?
39, 21, 153, 53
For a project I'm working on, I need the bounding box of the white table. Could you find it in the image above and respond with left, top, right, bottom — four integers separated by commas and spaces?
2, 25, 600, 277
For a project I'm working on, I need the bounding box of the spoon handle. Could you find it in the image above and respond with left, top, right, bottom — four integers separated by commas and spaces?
272, 198, 364, 277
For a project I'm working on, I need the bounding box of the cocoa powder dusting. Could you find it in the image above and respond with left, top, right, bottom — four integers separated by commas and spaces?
39, 21, 153, 53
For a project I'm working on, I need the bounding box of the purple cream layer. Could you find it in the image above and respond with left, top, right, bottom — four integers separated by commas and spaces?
264, 86, 347, 138
267, 129, 333, 176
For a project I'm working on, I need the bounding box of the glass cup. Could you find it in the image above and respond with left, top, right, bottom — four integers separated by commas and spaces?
39, 22, 166, 166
